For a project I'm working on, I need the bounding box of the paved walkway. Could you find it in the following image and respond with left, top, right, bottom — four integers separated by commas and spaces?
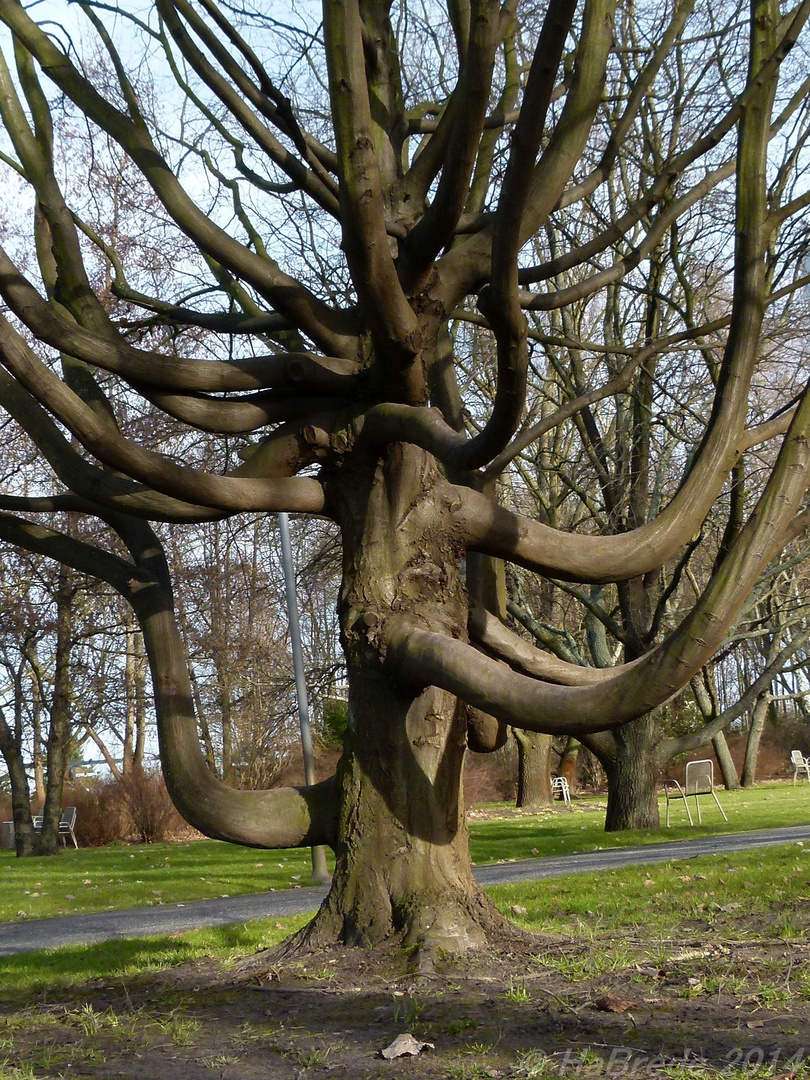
1, 825, 809, 956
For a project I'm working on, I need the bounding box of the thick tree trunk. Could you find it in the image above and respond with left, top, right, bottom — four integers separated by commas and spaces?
298, 446, 507, 956
602, 714, 661, 831
712, 731, 740, 790
0, 726, 39, 857
39, 565, 75, 855
559, 737, 580, 790
742, 693, 769, 788
513, 729, 553, 808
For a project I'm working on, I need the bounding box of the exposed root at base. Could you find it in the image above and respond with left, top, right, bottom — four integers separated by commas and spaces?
234, 890, 529, 981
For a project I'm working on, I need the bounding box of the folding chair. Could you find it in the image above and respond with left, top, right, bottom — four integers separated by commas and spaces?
551, 775, 571, 806
663, 759, 728, 826
58, 807, 79, 848
791, 750, 810, 784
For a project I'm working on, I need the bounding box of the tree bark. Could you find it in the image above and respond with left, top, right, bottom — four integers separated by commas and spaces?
513, 729, 553, 808
741, 693, 770, 788
559, 737, 580, 789
712, 730, 740, 790
601, 713, 661, 831
0, 710, 39, 857
38, 564, 75, 854
298, 445, 507, 955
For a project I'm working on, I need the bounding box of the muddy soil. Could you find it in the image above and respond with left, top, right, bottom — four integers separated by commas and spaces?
3, 923, 809, 1079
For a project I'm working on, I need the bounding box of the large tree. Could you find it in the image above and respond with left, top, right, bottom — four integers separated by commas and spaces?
0, 0, 808, 953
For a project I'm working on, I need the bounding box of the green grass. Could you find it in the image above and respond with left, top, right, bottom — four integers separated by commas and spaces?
0, 783, 807, 928
0, 838, 334, 923
2, 839, 809, 1005
0, 914, 311, 999
488, 840, 810, 944
468, 781, 810, 865
1, 782, 808, 926
2, 788, 809, 1076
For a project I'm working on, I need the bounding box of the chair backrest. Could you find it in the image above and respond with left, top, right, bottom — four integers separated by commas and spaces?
791, 750, 805, 766
59, 807, 76, 827
684, 759, 714, 795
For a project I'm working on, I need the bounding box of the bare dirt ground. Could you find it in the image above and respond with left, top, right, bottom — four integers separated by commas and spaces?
4, 916, 810, 1080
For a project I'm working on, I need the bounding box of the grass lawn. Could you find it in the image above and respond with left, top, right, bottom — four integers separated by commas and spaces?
1, 781, 808, 925
1, 783, 810, 1078
2, 840, 810, 1077
0, 836, 327, 923
469, 781, 810, 863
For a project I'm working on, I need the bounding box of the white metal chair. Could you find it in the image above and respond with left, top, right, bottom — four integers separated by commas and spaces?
663, 759, 728, 826
58, 807, 79, 848
32, 808, 78, 847
791, 750, 810, 784
551, 775, 571, 806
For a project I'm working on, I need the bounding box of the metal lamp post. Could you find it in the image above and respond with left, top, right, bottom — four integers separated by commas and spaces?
278, 513, 331, 885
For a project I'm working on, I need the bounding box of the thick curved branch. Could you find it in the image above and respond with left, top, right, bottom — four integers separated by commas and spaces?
456, 13, 781, 575
427, 0, 614, 316
399, 0, 502, 281
0, 44, 112, 338
516, 0, 615, 245
0, 364, 233, 521
324, 0, 421, 376
445, 0, 577, 472
0, 249, 360, 392
137, 601, 338, 848
141, 387, 359, 434
469, 603, 617, 685
0, 319, 326, 514
390, 385, 810, 731
0, 511, 339, 848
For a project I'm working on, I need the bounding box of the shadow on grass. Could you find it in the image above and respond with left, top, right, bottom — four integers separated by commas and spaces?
0, 915, 308, 1004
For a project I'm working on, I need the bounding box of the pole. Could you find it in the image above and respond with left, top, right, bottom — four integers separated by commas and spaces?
278, 512, 331, 884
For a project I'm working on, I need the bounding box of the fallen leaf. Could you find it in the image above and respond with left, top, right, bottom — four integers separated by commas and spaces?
380, 1033, 434, 1060
593, 994, 638, 1013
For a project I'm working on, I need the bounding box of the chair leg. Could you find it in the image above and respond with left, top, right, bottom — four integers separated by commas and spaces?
711, 790, 728, 822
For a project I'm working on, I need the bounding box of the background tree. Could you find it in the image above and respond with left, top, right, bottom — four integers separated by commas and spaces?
0, 0, 808, 952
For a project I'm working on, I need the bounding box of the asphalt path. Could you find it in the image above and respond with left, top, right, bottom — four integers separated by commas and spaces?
1, 824, 809, 957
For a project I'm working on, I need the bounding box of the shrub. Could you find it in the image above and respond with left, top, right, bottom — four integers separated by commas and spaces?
117, 767, 184, 844
63, 769, 185, 846
66, 782, 130, 847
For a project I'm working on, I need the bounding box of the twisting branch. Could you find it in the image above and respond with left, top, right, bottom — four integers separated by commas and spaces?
388, 380, 810, 731
0, 249, 361, 393
324, 0, 421, 385
0, 510, 339, 847
0, 318, 327, 513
